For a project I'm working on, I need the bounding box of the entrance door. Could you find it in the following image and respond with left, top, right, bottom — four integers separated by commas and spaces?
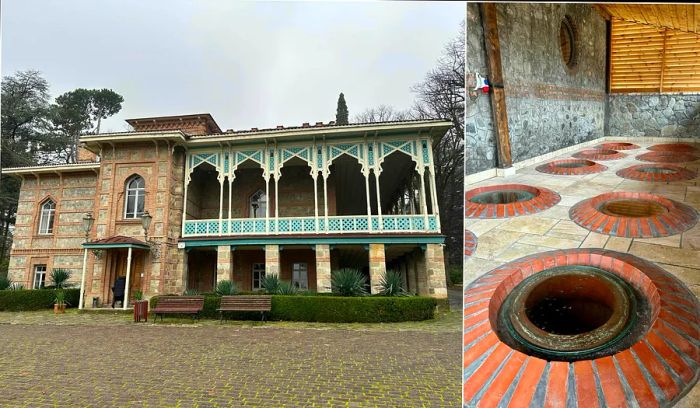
113, 249, 143, 302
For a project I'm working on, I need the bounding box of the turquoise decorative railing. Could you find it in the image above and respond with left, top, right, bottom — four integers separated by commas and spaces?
183, 215, 439, 237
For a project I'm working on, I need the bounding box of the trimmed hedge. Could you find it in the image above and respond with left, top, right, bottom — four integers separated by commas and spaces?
0, 289, 80, 311
150, 294, 436, 323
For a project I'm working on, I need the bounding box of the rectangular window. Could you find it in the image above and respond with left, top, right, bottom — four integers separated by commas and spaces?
33, 265, 47, 289
252, 263, 265, 291
292, 263, 308, 290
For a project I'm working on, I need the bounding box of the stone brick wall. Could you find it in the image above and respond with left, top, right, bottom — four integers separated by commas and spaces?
466, 3, 607, 174
606, 94, 700, 139
8, 171, 97, 287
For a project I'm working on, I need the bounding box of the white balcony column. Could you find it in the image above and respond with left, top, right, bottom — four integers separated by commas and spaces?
123, 247, 133, 310
418, 169, 429, 230
373, 170, 383, 230
218, 175, 224, 236
323, 172, 329, 233
274, 176, 279, 233
428, 170, 440, 229
181, 172, 190, 236
313, 174, 319, 232
265, 176, 270, 233
364, 169, 372, 232
228, 177, 233, 221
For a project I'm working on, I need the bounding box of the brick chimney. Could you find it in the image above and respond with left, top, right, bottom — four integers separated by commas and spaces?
77, 146, 98, 163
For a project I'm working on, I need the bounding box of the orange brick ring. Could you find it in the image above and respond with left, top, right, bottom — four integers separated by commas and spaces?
462, 249, 700, 407
617, 164, 697, 183
636, 151, 699, 163
536, 159, 607, 175
647, 143, 699, 153
569, 192, 698, 238
465, 184, 561, 219
573, 148, 626, 161
598, 142, 640, 151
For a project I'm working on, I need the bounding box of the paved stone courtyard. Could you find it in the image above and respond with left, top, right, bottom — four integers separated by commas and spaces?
0, 310, 460, 407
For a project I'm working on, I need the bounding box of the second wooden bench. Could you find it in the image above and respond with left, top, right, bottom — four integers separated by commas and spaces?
217, 295, 272, 322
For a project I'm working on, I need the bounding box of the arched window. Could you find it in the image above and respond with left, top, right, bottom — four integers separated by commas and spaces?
124, 176, 146, 219
38, 199, 56, 234
249, 190, 267, 219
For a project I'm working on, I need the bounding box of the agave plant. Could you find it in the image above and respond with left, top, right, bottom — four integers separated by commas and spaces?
276, 281, 298, 295
215, 280, 238, 296
0, 275, 11, 290
54, 290, 67, 305
183, 288, 200, 296
331, 268, 368, 297
50, 268, 72, 289
133, 290, 144, 301
379, 270, 408, 297
9, 282, 25, 291
261, 274, 280, 294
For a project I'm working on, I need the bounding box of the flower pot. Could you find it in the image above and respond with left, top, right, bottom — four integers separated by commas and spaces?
54, 304, 59, 314
60, 304, 66, 313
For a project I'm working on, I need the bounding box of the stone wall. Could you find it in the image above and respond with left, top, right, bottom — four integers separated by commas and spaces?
466, 3, 607, 174
8, 171, 97, 287
606, 94, 700, 139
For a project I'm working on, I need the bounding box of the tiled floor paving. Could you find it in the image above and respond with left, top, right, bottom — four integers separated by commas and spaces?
1, 310, 460, 407
465, 141, 700, 407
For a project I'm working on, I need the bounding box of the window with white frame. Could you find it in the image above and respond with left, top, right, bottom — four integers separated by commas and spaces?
38, 199, 56, 234
33, 265, 47, 289
249, 190, 267, 219
124, 176, 145, 219
292, 263, 308, 289
252, 263, 265, 290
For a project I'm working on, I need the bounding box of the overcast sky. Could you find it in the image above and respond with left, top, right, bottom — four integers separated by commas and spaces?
2, 0, 463, 132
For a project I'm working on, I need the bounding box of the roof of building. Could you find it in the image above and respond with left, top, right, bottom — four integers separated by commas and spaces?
83, 235, 150, 249
2, 162, 101, 176
126, 113, 222, 134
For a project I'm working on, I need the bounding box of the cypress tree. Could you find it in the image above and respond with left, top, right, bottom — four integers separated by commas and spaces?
335, 93, 349, 125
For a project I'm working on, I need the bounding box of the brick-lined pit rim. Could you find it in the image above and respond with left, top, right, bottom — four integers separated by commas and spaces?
465, 184, 561, 219
464, 230, 477, 258
569, 192, 698, 238
536, 159, 607, 175
617, 164, 698, 183
463, 249, 700, 408
636, 151, 700, 163
648, 143, 699, 152
598, 142, 640, 150
572, 148, 626, 160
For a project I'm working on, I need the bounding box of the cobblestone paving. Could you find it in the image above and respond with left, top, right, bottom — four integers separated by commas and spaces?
1, 311, 460, 407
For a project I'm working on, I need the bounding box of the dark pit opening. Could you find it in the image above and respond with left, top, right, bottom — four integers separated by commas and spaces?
555, 162, 591, 169
598, 199, 667, 217
469, 189, 536, 204
638, 167, 677, 174
525, 274, 614, 335
596, 149, 618, 155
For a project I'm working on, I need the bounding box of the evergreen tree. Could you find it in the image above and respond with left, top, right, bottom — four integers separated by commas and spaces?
335, 93, 349, 125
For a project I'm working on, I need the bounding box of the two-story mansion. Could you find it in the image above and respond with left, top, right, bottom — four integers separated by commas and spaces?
5, 113, 451, 308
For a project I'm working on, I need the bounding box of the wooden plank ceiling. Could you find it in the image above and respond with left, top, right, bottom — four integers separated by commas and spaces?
594, 4, 699, 34
610, 19, 700, 93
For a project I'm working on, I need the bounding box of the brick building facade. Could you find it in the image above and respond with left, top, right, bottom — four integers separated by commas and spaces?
5, 114, 451, 308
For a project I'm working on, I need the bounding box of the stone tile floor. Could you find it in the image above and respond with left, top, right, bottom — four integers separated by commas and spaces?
1, 309, 460, 407
464, 141, 700, 407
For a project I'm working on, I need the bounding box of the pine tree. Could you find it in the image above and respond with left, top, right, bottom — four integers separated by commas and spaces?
335, 93, 349, 125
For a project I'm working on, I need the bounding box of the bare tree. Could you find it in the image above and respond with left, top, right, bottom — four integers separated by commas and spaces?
353, 104, 412, 123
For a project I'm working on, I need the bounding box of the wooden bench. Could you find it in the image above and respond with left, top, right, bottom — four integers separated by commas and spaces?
217, 295, 272, 322
151, 296, 204, 322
